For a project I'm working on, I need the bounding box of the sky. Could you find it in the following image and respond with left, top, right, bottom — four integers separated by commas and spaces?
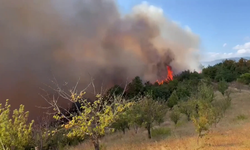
116, 0, 250, 62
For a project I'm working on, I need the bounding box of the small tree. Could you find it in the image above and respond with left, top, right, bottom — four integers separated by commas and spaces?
191, 82, 217, 143
167, 90, 179, 109
217, 79, 228, 96
0, 99, 34, 150
196, 82, 214, 103
51, 93, 132, 150
130, 95, 168, 139
169, 106, 181, 127
111, 110, 130, 134
178, 100, 197, 121
211, 90, 231, 127
191, 100, 214, 144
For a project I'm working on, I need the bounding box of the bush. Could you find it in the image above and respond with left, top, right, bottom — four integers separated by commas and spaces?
217, 79, 229, 96
37, 128, 84, 150
151, 127, 171, 138
235, 114, 248, 121
237, 73, 250, 85
0, 99, 34, 150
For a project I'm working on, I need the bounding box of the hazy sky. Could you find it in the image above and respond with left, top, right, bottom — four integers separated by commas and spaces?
116, 0, 250, 62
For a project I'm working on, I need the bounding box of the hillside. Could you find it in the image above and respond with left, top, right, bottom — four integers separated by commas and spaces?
69, 87, 250, 150
201, 57, 250, 67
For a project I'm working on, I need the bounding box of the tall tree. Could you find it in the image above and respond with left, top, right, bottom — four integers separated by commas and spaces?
126, 76, 145, 99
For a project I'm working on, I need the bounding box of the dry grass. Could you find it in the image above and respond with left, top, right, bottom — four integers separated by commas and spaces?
69, 88, 250, 150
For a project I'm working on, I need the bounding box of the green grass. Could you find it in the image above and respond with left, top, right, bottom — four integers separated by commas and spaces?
235, 114, 248, 121
151, 127, 171, 138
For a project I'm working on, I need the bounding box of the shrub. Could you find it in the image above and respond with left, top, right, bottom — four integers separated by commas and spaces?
237, 73, 250, 85
236, 114, 248, 121
217, 79, 229, 96
0, 99, 34, 150
151, 127, 171, 138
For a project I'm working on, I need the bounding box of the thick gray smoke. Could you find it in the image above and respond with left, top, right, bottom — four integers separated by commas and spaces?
0, 0, 200, 118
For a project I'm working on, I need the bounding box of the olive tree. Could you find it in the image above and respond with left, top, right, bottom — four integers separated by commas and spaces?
129, 95, 168, 139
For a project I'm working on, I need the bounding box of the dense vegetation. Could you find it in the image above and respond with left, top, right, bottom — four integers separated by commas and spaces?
0, 58, 250, 150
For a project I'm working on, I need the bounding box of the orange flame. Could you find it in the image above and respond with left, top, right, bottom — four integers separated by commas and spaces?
156, 66, 173, 85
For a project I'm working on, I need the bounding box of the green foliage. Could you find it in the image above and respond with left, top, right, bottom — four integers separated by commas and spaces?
169, 106, 181, 126
52, 92, 133, 150
235, 114, 248, 121
0, 99, 34, 150
211, 97, 231, 127
190, 82, 231, 143
128, 95, 168, 139
217, 79, 229, 95
202, 58, 250, 83
111, 110, 130, 134
167, 90, 179, 108
151, 127, 171, 138
38, 127, 84, 150
237, 73, 250, 85
196, 81, 214, 103
105, 85, 124, 99
191, 100, 214, 141
126, 76, 145, 99
175, 81, 192, 101
178, 100, 197, 121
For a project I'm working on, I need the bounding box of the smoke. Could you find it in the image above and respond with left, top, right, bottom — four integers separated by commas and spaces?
0, 0, 200, 118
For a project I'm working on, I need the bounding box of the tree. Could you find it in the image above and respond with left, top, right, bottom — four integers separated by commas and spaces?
196, 81, 214, 103
53, 94, 132, 150
44, 79, 133, 150
126, 76, 145, 99
0, 99, 34, 150
191, 100, 214, 144
111, 109, 130, 134
217, 79, 229, 96
167, 90, 179, 109
178, 100, 197, 121
169, 106, 181, 127
129, 95, 168, 139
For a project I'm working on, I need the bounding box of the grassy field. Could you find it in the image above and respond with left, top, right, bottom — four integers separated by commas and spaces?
69, 88, 250, 150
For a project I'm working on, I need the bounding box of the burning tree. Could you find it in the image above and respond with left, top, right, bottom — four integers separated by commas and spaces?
157, 65, 174, 85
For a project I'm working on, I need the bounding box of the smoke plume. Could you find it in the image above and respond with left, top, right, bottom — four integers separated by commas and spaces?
0, 0, 200, 118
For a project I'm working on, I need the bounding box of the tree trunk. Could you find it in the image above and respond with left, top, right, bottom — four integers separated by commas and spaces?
92, 138, 100, 150
122, 128, 126, 134
134, 126, 138, 134
147, 125, 151, 139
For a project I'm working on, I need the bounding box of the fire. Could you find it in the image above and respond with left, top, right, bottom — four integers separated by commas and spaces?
156, 66, 173, 85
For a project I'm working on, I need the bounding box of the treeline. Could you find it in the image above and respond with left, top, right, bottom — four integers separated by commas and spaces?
0, 57, 249, 150
203, 58, 250, 83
